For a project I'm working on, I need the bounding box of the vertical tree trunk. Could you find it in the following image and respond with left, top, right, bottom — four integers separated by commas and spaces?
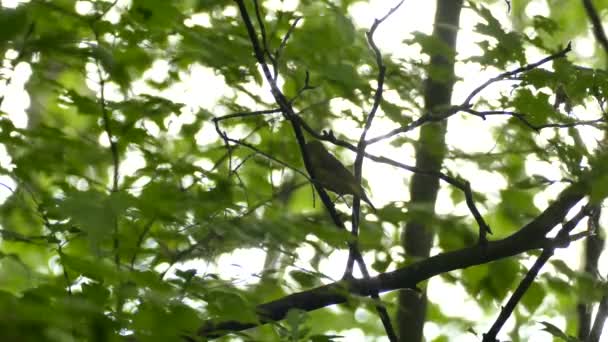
577, 200, 604, 340
397, 1, 463, 341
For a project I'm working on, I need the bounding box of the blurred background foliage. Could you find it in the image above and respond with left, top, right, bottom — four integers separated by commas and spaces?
0, 0, 606, 341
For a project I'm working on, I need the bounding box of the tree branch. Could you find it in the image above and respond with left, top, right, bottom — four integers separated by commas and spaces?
483, 205, 594, 342
199, 180, 588, 338
232, 1, 390, 338
582, 0, 608, 55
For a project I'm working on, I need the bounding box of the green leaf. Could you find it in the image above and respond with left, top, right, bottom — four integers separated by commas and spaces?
310, 334, 344, 342
89, 44, 132, 93
0, 7, 29, 45
62, 89, 100, 116
58, 190, 133, 248
205, 287, 258, 323
487, 259, 520, 299
539, 321, 579, 342
408, 32, 456, 61
60, 253, 118, 283
130, 0, 183, 29
512, 88, 555, 125
521, 281, 545, 314
58, 190, 114, 245
289, 270, 320, 288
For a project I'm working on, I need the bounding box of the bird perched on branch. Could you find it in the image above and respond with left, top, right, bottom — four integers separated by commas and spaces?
304, 140, 376, 211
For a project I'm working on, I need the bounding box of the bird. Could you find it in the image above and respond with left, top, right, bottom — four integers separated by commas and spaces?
304, 140, 376, 211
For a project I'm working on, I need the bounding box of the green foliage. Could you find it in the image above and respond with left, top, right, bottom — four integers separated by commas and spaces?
0, 0, 605, 341
539, 321, 579, 342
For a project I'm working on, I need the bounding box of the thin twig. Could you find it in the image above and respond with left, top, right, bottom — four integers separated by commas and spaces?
589, 295, 608, 342
344, 0, 398, 277
344, 1, 405, 339
20, 184, 73, 294
253, 0, 276, 68
130, 218, 156, 270
365, 104, 465, 145
463, 43, 572, 106
232, 0, 363, 275
209, 121, 274, 174
213, 108, 282, 122
273, 16, 302, 80
213, 119, 311, 181
232, 1, 394, 339
482, 205, 594, 342
366, 43, 572, 145
288, 71, 316, 105
318, 135, 492, 236
91, 31, 121, 274
94, 0, 120, 21
582, 0, 608, 56
464, 108, 606, 131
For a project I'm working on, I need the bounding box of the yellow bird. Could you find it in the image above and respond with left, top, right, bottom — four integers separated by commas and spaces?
305, 140, 376, 211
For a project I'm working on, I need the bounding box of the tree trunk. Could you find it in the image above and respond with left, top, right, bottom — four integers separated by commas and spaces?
397, 1, 463, 341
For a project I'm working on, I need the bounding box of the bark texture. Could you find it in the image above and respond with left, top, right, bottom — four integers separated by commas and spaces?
397, 1, 463, 341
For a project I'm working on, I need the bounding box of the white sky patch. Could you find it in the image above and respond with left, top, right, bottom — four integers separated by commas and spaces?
222, 5, 238, 18
195, 122, 220, 148
424, 322, 441, 341
427, 276, 485, 323
98, 131, 111, 148
525, 158, 562, 182
193, 158, 215, 174
0, 175, 16, 205
0, 0, 27, 8
265, 0, 298, 12
164, 64, 227, 111
120, 148, 146, 178
0, 144, 14, 171
1, 61, 31, 128
185, 12, 212, 28
319, 248, 350, 280
142, 59, 171, 84
127, 176, 150, 197
525, 0, 550, 17
67, 175, 90, 191
574, 35, 597, 58
101, 0, 130, 24
85, 62, 124, 102
163, 113, 183, 137
141, 119, 160, 137
350, 0, 435, 59
446, 115, 496, 153
293, 243, 316, 267
75, 1, 94, 15
364, 154, 411, 207
213, 248, 267, 284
